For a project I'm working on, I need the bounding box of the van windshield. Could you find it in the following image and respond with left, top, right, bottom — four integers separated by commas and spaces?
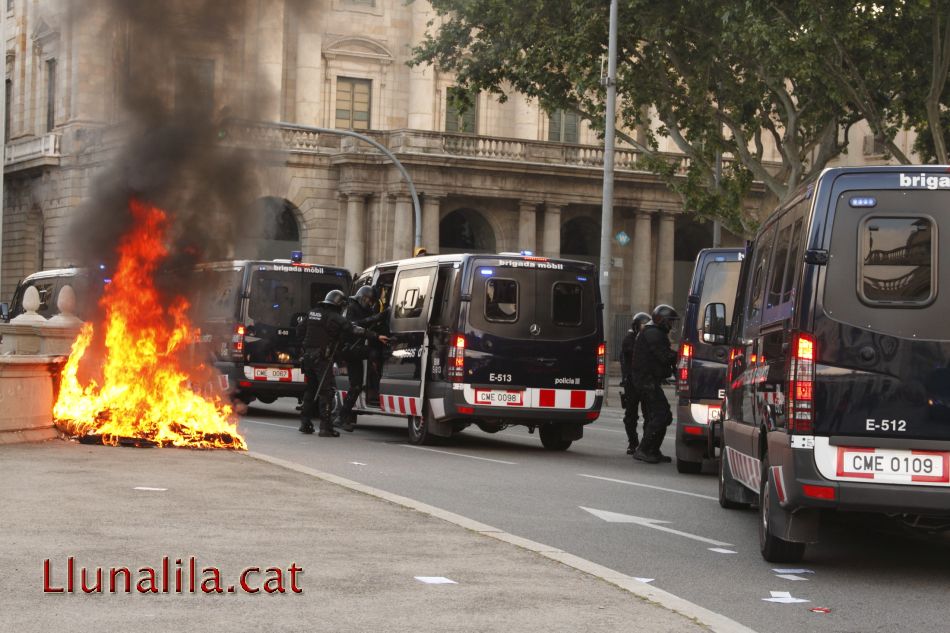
700, 260, 741, 325
249, 269, 345, 328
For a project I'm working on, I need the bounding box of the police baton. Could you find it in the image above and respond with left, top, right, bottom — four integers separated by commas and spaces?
313, 341, 340, 397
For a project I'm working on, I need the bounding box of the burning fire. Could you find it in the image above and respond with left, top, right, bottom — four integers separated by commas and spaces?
53, 199, 246, 450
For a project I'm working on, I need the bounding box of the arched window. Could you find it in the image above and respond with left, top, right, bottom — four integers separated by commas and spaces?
560, 215, 600, 259
236, 197, 302, 260
440, 208, 496, 253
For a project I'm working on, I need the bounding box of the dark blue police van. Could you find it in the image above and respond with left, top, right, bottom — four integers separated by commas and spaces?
675, 247, 744, 474
712, 166, 950, 562
337, 252, 605, 450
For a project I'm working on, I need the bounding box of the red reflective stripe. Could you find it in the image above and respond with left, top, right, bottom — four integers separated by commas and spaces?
772, 466, 786, 504
409, 398, 418, 416
398, 397, 406, 414
570, 390, 586, 408
539, 389, 556, 407
387, 396, 395, 412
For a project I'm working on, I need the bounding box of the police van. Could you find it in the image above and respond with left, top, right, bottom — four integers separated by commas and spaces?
711, 166, 950, 562
674, 247, 744, 474
190, 254, 352, 404
336, 252, 605, 450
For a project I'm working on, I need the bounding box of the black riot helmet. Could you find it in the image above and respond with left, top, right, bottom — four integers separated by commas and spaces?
323, 289, 347, 310
353, 285, 377, 310
651, 304, 680, 332
631, 312, 651, 332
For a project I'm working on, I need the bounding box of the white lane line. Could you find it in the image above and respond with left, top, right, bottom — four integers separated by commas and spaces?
583, 426, 628, 434
246, 451, 759, 633
243, 419, 296, 431
400, 444, 516, 465
578, 474, 718, 501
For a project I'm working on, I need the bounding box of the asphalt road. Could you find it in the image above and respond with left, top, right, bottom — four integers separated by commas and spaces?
239, 397, 950, 633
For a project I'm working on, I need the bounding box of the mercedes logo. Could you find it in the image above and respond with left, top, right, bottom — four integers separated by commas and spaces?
529, 324, 541, 336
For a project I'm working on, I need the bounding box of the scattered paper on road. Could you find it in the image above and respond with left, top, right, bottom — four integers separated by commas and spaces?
762, 590, 810, 604
708, 548, 737, 554
775, 574, 809, 581
415, 576, 457, 584
772, 568, 814, 574
634, 577, 655, 584
133, 487, 167, 491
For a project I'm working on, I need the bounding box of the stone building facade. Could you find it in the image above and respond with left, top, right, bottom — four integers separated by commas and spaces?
0, 0, 919, 348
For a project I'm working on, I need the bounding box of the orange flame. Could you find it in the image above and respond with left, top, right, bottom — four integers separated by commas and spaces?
53, 200, 246, 450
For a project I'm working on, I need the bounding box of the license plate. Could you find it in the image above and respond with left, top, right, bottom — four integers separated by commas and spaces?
253, 367, 290, 381
474, 389, 523, 406
836, 446, 949, 484
708, 406, 721, 421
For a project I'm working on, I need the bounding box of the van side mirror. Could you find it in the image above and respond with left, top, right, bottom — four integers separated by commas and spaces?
0, 302, 8, 321
702, 302, 728, 344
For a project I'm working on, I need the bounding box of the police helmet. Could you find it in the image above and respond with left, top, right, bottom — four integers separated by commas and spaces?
631, 312, 651, 331
651, 304, 680, 332
353, 285, 377, 310
323, 289, 347, 310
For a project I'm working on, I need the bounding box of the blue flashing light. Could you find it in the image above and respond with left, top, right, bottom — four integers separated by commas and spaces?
291, 250, 303, 263
98, 264, 107, 271
849, 196, 877, 208
520, 250, 534, 256
335, 271, 345, 277
480, 268, 494, 276
103, 278, 112, 284
714, 256, 725, 262
273, 303, 280, 309
577, 276, 588, 282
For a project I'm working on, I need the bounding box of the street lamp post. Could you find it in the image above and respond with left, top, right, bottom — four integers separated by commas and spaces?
598, 0, 619, 383
277, 122, 423, 253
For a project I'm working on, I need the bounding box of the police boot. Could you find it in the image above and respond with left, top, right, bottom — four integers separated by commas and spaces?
318, 402, 339, 438
652, 426, 672, 463
299, 420, 315, 434
334, 387, 361, 432
633, 430, 661, 464
299, 403, 315, 434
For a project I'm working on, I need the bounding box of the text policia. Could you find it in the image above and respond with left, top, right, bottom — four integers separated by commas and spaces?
43, 557, 303, 595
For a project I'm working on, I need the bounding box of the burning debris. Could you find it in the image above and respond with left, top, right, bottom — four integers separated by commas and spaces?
54, 200, 246, 450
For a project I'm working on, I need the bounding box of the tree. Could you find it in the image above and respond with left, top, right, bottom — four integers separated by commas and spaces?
411, 0, 948, 235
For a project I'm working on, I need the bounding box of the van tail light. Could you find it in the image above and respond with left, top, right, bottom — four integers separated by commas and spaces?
231, 324, 246, 360
677, 342, 693, 395
596, 343, 606, 389
448, 333, 466, 382
788, 332, 816, 433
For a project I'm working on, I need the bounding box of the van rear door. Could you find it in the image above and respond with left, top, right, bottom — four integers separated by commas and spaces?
817, 186, 950, 441
466, 257, 601, 405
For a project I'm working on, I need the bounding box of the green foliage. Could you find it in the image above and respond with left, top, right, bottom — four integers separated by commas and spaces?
411, 0, 950, 236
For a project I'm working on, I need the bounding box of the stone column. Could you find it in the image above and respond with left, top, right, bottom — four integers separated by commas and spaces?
392, 195, 414, 260
343, 193, 367, 274
542, 204, 562, 258
656, 211, 676, 307
408, 1, 436, 129
518, 201, 538, 254
631, 211, 654, 312
422, 195, 442, 255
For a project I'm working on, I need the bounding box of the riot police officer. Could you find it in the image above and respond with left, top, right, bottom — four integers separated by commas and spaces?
620, 312, 652, 454
335, 286, 390, 431
631, 304, 679, 464
297, 289, 389, 437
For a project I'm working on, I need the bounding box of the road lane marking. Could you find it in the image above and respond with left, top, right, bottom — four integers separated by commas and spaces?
400, 444, 516, 465
245, 451, 760, 633
580, 507, 733, 547
578, 474, 718, 501
583, 426, 627, 434
708, 548, 737, 554
243, 420, 296, 431
133, 487, 167, 491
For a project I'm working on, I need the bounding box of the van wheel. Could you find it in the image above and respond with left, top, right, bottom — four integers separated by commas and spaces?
256, 395, 277, 405
408, 415, 434, 446
719, 442, 750, 510
539, 425, 572, 451
676, 458, 702, 474
759, 455, 806, 562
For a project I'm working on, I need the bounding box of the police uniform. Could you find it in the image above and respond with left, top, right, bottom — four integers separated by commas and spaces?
297, 291, 380, 437
631, 305, 679, 464
619, 312, 651, 454
336, 291, 389, 430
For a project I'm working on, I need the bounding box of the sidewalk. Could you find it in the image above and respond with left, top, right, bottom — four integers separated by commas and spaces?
0, 440, 712, 633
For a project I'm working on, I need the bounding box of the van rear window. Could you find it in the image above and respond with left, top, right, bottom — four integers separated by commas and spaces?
485, 278, 518, 322
552, 282, 583, 326
860, 216, 934, 305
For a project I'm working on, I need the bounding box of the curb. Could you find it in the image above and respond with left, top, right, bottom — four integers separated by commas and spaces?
246, 451, 758, 633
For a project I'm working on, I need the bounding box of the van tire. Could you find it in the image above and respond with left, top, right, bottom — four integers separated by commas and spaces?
759, 454, 806, 563
408, 415, 434, 445
539, 425, 572, 451
256, 395, 277, 405
719, 442, 750, 510
676, 458, 702, 474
